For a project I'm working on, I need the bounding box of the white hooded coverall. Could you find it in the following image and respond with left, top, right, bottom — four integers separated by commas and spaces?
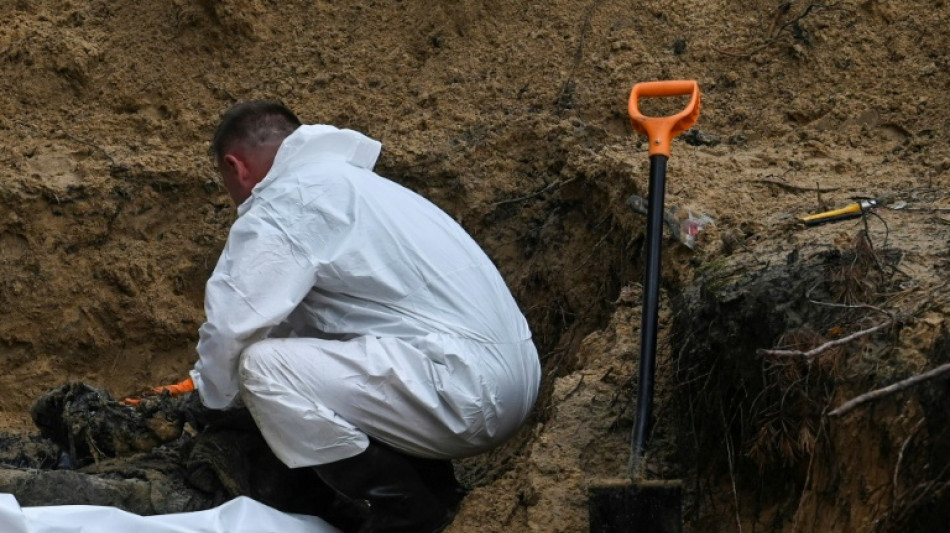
190, 125, 541, 468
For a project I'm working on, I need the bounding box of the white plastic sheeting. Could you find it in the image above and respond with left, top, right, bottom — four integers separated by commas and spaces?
0, 494, 340, 533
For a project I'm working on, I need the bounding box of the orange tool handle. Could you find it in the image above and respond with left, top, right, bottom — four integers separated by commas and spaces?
628, 80, 701, 157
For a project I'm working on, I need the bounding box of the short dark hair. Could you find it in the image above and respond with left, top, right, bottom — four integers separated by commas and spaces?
210, 100, 302, 165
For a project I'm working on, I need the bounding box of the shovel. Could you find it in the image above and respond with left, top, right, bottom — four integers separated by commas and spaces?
589, 80, 701, 533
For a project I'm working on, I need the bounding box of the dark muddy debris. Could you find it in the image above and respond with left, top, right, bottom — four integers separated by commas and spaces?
0, 382, 363, 529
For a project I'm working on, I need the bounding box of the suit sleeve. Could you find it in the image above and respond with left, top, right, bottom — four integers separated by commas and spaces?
191, 210, 319, 409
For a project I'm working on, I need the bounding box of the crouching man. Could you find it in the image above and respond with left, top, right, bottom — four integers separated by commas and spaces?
156, 101, 540, 533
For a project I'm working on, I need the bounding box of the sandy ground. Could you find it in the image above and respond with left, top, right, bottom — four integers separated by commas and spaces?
1, 0, 948, 531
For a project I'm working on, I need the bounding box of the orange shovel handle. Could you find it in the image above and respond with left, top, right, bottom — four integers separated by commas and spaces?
628, 80, 701, 157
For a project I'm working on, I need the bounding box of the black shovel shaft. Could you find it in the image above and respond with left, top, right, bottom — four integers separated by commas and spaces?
631, 154, 668, 469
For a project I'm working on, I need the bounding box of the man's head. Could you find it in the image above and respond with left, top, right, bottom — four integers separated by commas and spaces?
210, 100, 302, 205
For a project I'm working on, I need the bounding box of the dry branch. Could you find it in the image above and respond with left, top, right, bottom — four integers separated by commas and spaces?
828, 362, 950, 417
491, 178, 578, 207
758, 320, 892, 360
749, 179, 841, 194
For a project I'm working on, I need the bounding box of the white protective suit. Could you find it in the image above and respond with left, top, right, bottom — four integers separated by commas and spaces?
190, 125, 541, 468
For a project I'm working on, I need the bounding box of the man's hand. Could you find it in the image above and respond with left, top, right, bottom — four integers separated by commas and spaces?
121, 377, 195, 406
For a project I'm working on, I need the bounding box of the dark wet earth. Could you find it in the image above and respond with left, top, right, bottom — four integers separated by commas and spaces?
1, 382, 364, 530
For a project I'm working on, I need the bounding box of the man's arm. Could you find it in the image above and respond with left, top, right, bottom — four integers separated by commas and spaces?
191, 213, 318, 409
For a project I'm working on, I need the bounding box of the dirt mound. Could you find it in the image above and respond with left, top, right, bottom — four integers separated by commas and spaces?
1, 0, 948, 531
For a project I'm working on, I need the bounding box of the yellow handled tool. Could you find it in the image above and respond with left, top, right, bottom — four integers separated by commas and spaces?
801, 199, 878, 226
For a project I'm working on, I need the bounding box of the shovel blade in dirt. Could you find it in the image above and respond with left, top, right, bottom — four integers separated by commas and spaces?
589, 480, 683, 533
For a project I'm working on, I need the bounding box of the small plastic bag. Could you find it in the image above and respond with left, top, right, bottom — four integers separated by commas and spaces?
676, 211, 715, 250
627, 194, 714, 250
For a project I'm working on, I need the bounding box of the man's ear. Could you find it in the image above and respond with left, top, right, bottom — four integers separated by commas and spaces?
222, 153, 250, 184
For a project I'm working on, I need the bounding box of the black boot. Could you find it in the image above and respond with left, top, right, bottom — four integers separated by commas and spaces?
313, 442, 452, 533
402, 455, 468, 514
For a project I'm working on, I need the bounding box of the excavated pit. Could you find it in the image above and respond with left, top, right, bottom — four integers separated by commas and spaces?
0, 150, 642, 528
1, 182, 948, 533
2, 163, 948, 533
